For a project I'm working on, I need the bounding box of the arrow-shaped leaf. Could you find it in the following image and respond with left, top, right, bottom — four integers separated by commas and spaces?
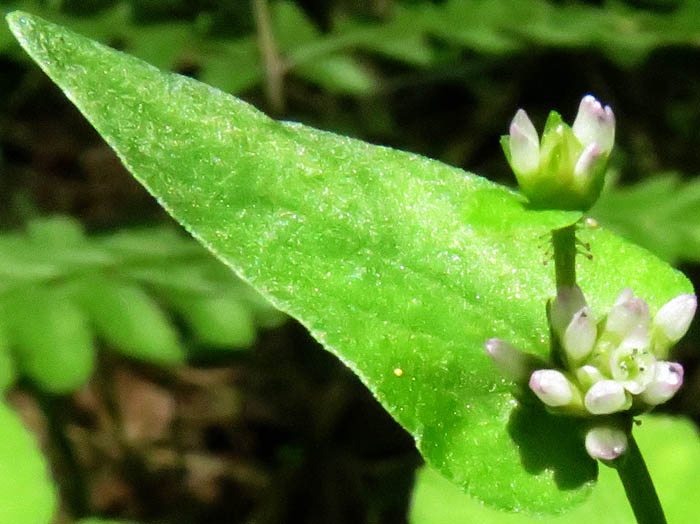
6, 11, 692, 514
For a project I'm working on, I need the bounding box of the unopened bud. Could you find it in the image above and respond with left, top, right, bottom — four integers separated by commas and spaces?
508, 109, 540, 178
585, 426, 628, 461
550, 285, 588, 339
584, 379, 630, 414
640, 361, 684, 406
653, 294, 696, 343
605, 292, 650, 338
485, 338, 540, 383
501, 95, 615, 211
576, 365, 605, 390
572, 95, 615, 155
563, 306, 597, 361
529, 369, 575, 407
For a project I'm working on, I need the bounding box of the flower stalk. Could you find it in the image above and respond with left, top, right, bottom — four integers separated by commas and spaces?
488, 95, 697, 524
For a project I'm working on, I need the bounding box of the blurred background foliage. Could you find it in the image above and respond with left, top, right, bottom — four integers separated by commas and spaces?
2, 0, 700, 523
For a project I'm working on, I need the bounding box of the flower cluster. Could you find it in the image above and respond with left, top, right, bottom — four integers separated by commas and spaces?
501, 95, 615, 211
486, 286, 696, 461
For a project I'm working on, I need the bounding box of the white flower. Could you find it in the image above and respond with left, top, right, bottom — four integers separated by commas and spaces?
585, 425, 628, 461
562, 306, 597, 361
529, 369, 576, 407
501, 94, 615, 210
605, 290, 651, 338
584, 379, 630, 414
508, 109, 540, 177
639, 361, 684, 406
653, 294, 696, 343
484, 338, 540, 383
572, 95, 615, 155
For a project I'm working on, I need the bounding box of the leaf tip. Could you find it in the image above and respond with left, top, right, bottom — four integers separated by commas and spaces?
5, 10, 33, 38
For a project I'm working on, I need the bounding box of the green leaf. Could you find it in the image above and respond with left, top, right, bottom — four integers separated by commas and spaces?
76, 519, 141, 524
165, 293, 256, 349
0, 401, 57, 523
0, 318, 16, 391
6, 11, 693, 514
1, 286, 95, 394
68, 277, 184, 365
410, 415, 700, 523
591, 173, 700, 264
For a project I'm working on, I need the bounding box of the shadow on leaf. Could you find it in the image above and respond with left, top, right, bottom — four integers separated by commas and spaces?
507, 399, 597, 490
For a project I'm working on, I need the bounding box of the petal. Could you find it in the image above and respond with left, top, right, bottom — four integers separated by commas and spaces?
640, 361, 684, 405
484, 338, 540, 383
529, 369, 574, 407
585, 425, 628, 461
584, 379, 629, 414
508, 109, 540, 176
563, 306, 597, 361
653, 294, 696, 343
605, 295, 651, 338
550, 284, 588, 339
572, 94, 615, 153
573, 142, 602, 184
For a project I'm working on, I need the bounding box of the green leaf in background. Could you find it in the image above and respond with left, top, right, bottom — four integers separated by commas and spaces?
68, 277, 184, 365
591, 173, 700, 265
0, 319, 15, 391
6, 12, 693, 514
1, 286, 95, 394
76, 519, 141, 524
0, 401, 56, 523
410, 415, 700, 523
165, 293, 256, 349
0, 216, 286, 390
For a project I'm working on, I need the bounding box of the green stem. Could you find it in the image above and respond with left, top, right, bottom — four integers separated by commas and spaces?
550, 223, 667, 523
613, 431, 667, 524
252, 0, 285, 114
551, 224, 577, 289
35, 392, 89, 519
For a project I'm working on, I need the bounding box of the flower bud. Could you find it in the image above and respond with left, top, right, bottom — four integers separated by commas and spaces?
563, 306, 597, 361
640, 361, 684, 406
550, 284, 587, 339
484, 338, 541, 383
572, 95, 615, 155
585, 425, 628, 461
501, 95, 614, 211
508, 109, 540, 179
605, 291, 650, 338
584, 379, 630, 414
653, 294, 696, 343
576, 365, 605, 390
529, 369, 576, 407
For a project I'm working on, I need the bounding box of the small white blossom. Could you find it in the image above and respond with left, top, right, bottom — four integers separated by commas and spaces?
508, 109, 540, 177
639, 361, 684, 406
550, 284, 588, 339
572, 95, 616, 155
585, 426, 628, 461
584, 379, 630, 414
605, 292, 650, 338
563, 306, 597, 361
529, 369, 576, 407
484, 338, 539, 383
502, 95, 615, 210
653, 294, 696, 343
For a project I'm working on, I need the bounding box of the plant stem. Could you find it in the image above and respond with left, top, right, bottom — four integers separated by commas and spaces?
252, 0, 286, 114
35, 392, 89, 519
550, 222, 667, 524
613, 430, 667, 524
551, 224, 577, 289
